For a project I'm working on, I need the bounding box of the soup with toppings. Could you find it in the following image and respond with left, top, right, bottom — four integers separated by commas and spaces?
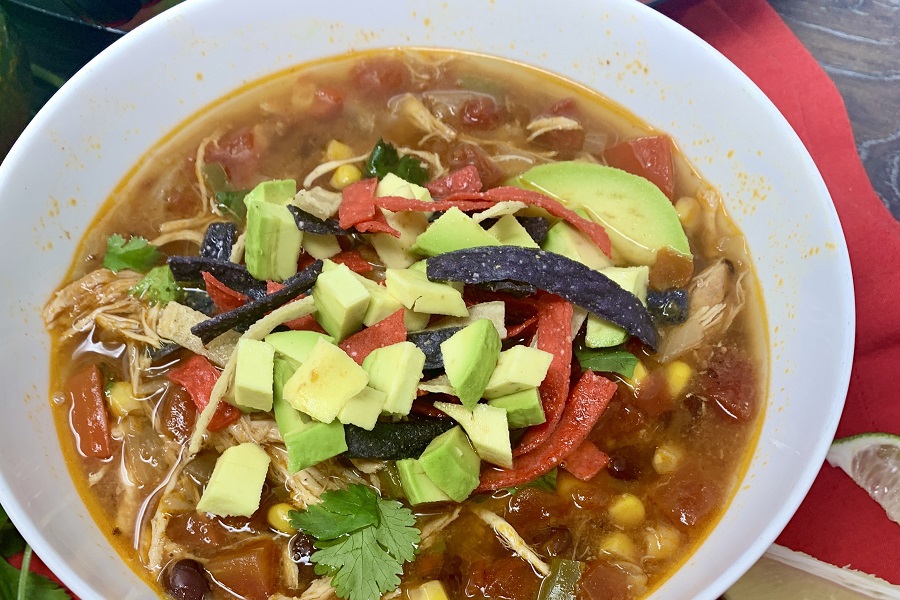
43, 49, 765, 600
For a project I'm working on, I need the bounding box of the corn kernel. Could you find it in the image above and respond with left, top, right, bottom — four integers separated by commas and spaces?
644, 523, 682, 560
652, 444, 684, 474
409, 581, 450, 600
625, 361, 649, 390
266, 502, 298, 534
665, 360, 693, 398
599, 531, 638, 562
329, 164, 362, 190
608, 493, 646, 529
325, 139, 354, 162
107, 381, 141, 417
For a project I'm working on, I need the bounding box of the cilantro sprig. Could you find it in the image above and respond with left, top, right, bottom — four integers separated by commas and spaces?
128, 265, 182, 305
363, 139, 429, 185
289, 485, 420, 600
102, 234, 161, 273
0, 504, 68, 600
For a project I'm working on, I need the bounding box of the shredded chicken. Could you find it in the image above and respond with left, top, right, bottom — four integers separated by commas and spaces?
292, 186, 344, 220
656, 259, 747, 362
419, 506, 462, 551
469, 506, 550, 576
194, 133, 221, 215
418, 374, 456, 396
525, 115, 582, 142
392, 93, 456, 144
280, 541, 300, 591
230, 232, 246, 263
299, 578, 337, 600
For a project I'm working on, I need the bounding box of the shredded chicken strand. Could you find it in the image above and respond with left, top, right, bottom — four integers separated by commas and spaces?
419, 506, 462, 551
145, 450, 188, 572
469, 506, 551, 576
525, 115, 582, 142
396, 146, 446, 178
194, 134, 221, 215
393, 93, 457, 144
149, 229, 206, 248
299, 578, 337, 600
43, 268, 144, 339
230, 232, 246, 263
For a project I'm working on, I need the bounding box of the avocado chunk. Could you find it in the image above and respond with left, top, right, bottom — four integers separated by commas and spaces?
376, 172, 433, 202
243, 179, 297, 206
384, 268, 468, 317
264, 330, 335, 364
232, 338, 276, 412
541, 218, 613, 271
487, 388, 547, 429
440, 319, 502, 409
487, 214, 540, 248
196, 443, 271, 517
337, 386, 387, 430
433, 401, 513, 468
282, 338, 369, 423
272, 359, 347, 472
585, 266, 650, 348
244, 198, 304, 282
362, 341, 427, 416
312, 261, 371, 341
411, 207, 501, 257
373, 173, 432, 268
418, 426, 481, 502
396, 458, 452, 505
513, 161, 691, 265
301, 232, 341, 259
482, 345, 554, 400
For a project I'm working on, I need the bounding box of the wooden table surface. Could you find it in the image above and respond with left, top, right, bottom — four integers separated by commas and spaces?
769, 0, 900, 220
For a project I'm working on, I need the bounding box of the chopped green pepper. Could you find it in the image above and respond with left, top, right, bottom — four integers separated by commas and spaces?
537, 558, 584, 600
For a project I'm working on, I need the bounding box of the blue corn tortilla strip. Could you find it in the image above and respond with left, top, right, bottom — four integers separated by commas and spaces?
476, 280, 537, 298
517, 216, 549, 244
200, 222, 238, 261
287, 205, 350, 236
190, 260, 324, 344
344, 419, 456, 459
426, 247, 659, 349
408, 327, 463, 370
168, 256, 267, 299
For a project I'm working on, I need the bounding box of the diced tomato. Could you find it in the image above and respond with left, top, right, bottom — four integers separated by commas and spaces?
633, 368, 674, 418
603, 135, 676, 200
651, 467, 723, 530
204, 127, 259, 189
166, 512, 231, 558
67, 364, 112, 459
464, 557, 542, 600
309, 85, 344, 120
167, 355, 240, 432
338, 309, 407, 365
160, 387, 197, 444
648, 246, 694, 290
202, 271, 248, 313
532, 98, 586, 159
296, 252, 317, 272
351, 57, 410, 99
205, 539, 280, 600
560, 440, 609, 481
505, 487, 569, 539
426, 165, 483, 197
697, 346, 758, 422
460, 96, 505, 131
579, 560, 630, 600
448, 142, 505, 189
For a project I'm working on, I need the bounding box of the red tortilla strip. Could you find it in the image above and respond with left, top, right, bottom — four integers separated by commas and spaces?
477, 370, 617, 492
514, 293, 573, 456
265, 282, 326, 333
168, 355, 241, 432
338, 309, 407, 364
331, 249, 374, 273
426, 165, 483, 197
338, 178, 378, 229
202, 271, 248, 313
355, 209, 400, 237
561, 440, 610, 481
505, 316, 538, 340
374, 196, 496, 213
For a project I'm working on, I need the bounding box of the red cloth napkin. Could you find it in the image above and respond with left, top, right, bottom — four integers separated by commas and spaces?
660, 0, 900, 585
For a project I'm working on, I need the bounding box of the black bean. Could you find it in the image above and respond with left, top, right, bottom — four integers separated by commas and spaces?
607, 446, 646, 481
291, 533, 316, 565
163, 559, 209, 600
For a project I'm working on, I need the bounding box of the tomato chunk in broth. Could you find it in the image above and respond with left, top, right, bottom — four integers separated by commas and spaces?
42, 49, 765, 600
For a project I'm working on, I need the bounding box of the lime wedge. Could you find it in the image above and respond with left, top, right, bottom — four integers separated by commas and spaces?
727, 545, 899, 599
826, 432, 900, 525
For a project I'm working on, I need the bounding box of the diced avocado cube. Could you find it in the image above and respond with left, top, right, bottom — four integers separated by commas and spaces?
433, 401, 512, 468
487, 388, 546, 429
376, 172, 432, 202
196, 443, 270, 517
384, 268, 468, 317
272, 359, 347, 473
107, 381, 141, 417
264, 330, 335, 364
244, 199, 303, 282
302, 232, 341, 259
232, 338, 276, 412
337, 386, 387, 430
396, 458, 452, 505
282, 339, 369, 423
243, 179, 297, 206
408, 581, 450, 600
351, 274, 406, 327
541, 218, 612, 271
482, 345, 554, 400
404, 310, 431, 332
411, 207, 501, 257
362, 341, 427, 416
372, 210, 431, 269
418, 426, 481, 502
312, 262, 371, 341
585, 266, 650, 348
440, 319, 501, 408
487, 214, 539, 248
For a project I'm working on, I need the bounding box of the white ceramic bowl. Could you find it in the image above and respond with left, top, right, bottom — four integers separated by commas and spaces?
0, 0, 854, 598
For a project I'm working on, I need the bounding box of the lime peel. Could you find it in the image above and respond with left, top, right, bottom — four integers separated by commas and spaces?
826, 432, 900, 525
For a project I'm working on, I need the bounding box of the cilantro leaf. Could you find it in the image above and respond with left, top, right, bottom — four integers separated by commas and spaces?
289, 486, 379, 540
575, 348, 639, 378
292, 484, 420, 600
504, 468, 558, 495
129, 265, 182, 305
0, 506, 24, 559
102, 234, 161, 273
363, 139, 429, 185
0, 552, 68, 600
